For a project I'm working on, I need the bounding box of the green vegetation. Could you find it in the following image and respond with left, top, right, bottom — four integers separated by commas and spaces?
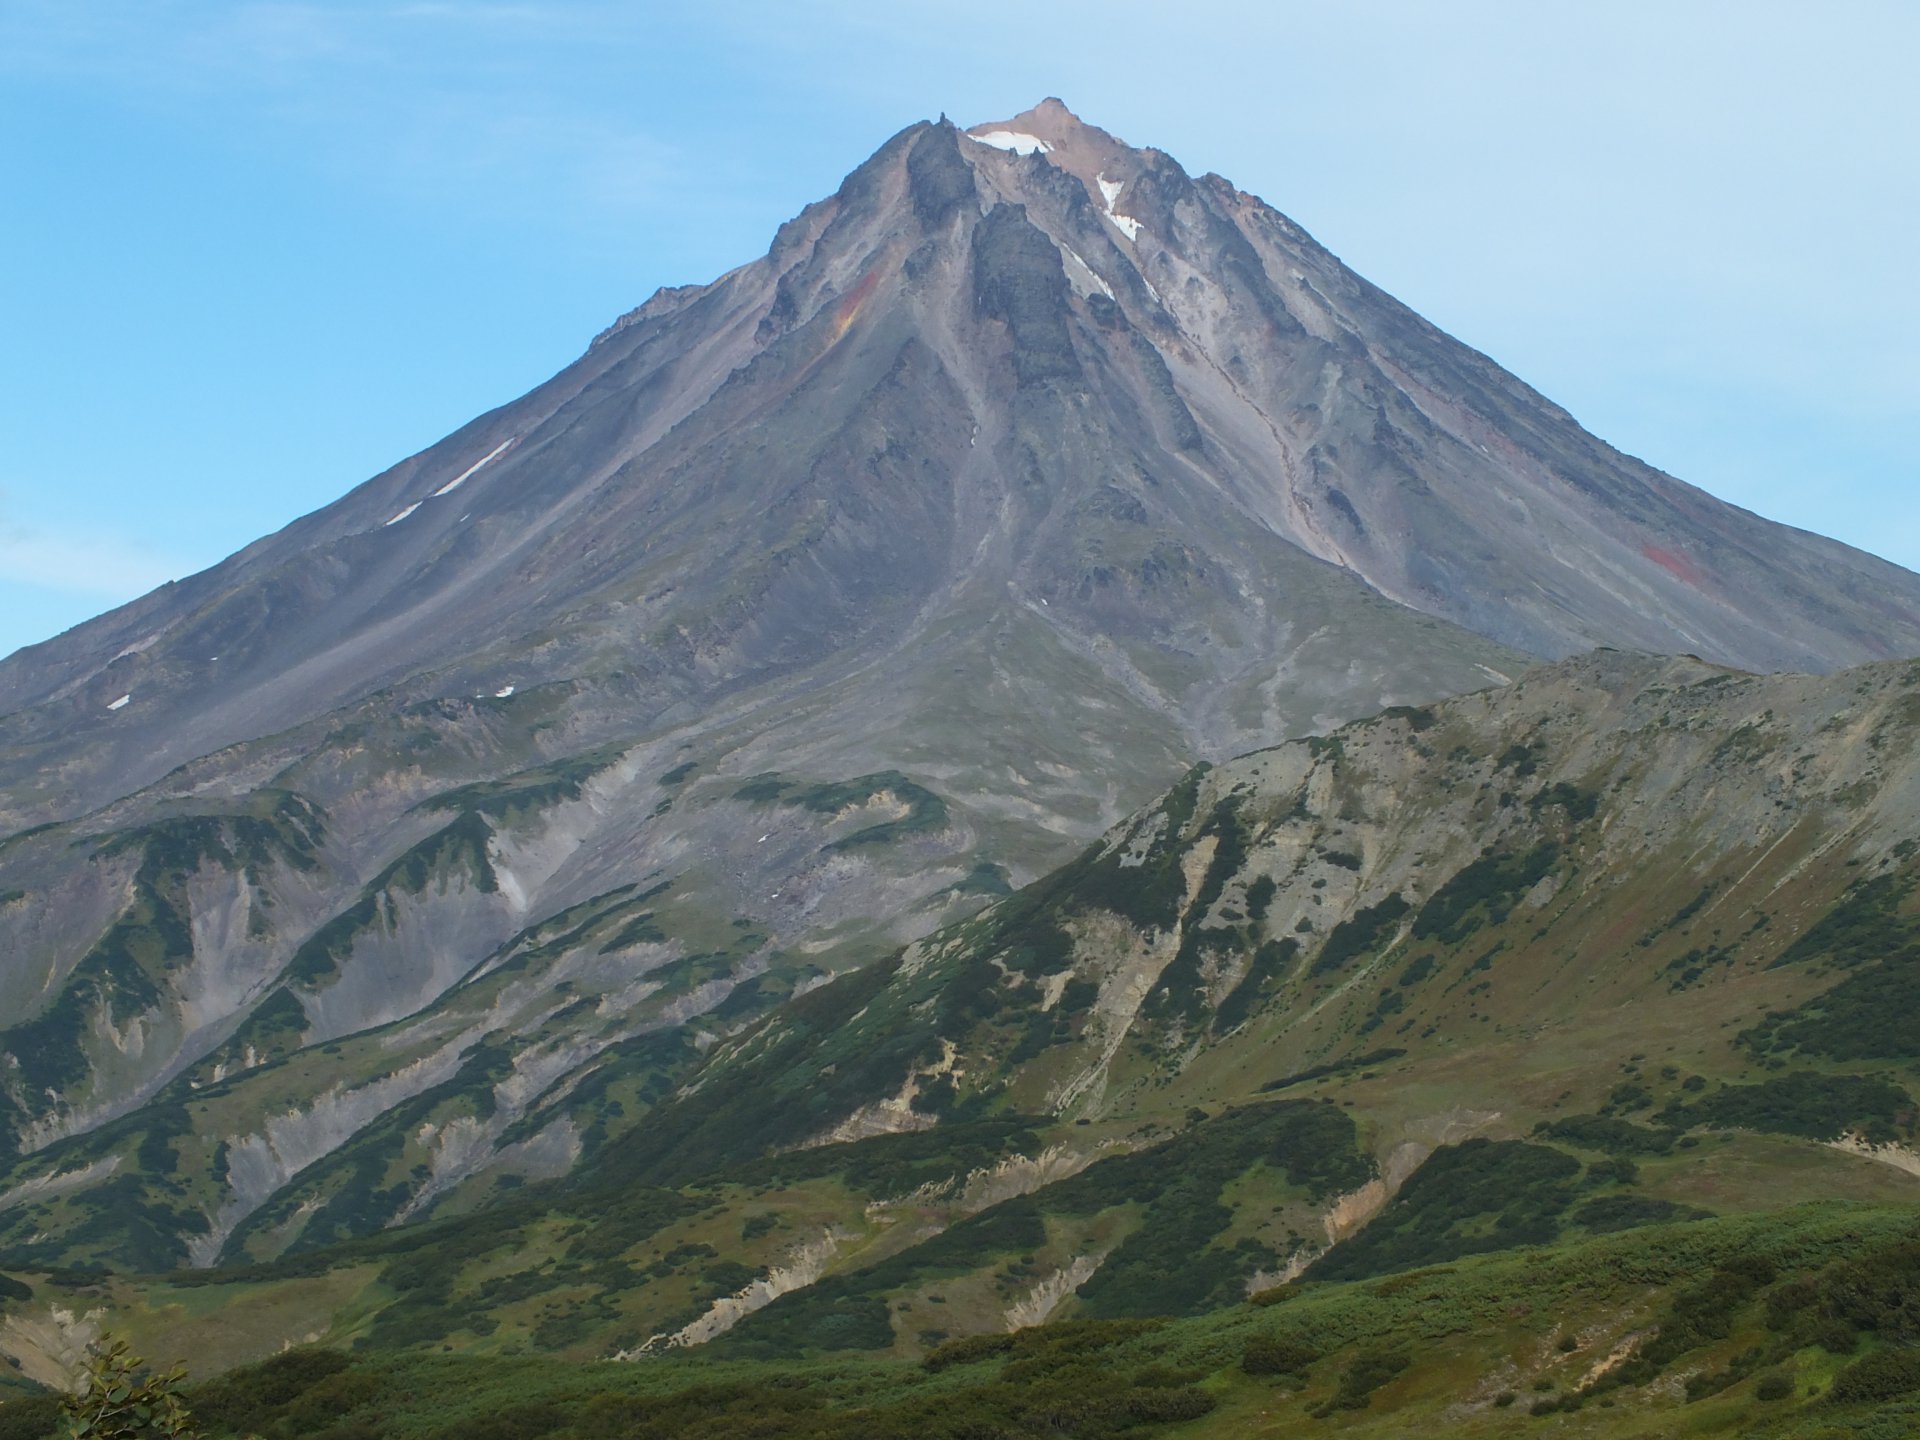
580, 959, 926, 1187
1043, 766, 1210, 933
1239, 1333, 1320, 1376
1537, 1114, 1681, 1155
425, 748, 624, 823
1570, 1195, 1713, 1233
1378, 705, 1437, 732
1213, 938, 1297, 1033
710, 1101, 1373, 1357
1662, 1072, 1916, 1145
950, 860, 1013, 897
1772, 875, 1914, 970
1256, 1047, 1407, 1094
171, 1319, 1215, 1440
16, 664, 1920, 1439
1309, 1140, 1580, 1280
94, 791, 326, 883
732, 771, 950, 851
286, 812, 498, 989
1144, 797, 1260, 1023
1745, 876, 1920, 1061
63, 1337, 200, 1438
1316, 1347, 1410, 1415
0, 793, 328, 1122
1409, 843, 1559, 946
734, 1207, 1041, 1353
723, 1120, 1042, 1199
1055, 1101, 1374, 1319
4, 1205, 1911, 1439
1531, 1218, 1920, 1418
1310, 894, 1409, 976
1527, 781, 1599, 821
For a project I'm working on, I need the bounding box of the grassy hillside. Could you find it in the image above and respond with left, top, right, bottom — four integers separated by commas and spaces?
3, 1203, 1917, 1438
2, 653, 1916, 1434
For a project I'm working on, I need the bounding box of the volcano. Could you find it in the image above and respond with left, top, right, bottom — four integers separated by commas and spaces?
2, 101, 1917, 1269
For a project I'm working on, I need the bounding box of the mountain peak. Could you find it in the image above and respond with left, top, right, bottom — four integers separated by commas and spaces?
962, 98, 1139, 196
964, 97, 1118, 149
1012, 96, 1085, 128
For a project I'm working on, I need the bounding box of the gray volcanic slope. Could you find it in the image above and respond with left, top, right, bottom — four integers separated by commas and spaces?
1, 103, 1917, 1261
4, 101, 1918, 826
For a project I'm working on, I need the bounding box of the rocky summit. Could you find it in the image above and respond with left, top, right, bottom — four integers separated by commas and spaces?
1, 102, 1918, 1440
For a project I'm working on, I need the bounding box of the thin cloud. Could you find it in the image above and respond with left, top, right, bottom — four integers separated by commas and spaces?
0, 1, 691, 234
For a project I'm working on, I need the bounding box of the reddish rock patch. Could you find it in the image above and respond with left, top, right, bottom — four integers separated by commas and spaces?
1642, 544, 1704, 586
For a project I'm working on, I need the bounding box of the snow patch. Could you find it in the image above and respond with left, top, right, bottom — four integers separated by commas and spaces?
384, 503, 421, 527
433, 435, 516, 496
105, 693, 130, 711
1058, 243, 1114, 300
967, 130, 1052, 156
1096, 174, 1142, 240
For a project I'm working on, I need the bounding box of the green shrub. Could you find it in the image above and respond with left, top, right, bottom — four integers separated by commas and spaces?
1664, 1071, 1914, 1144
1312, 895, 1411, 975
1529, 783, 1599, 822
0, 1396, 64, 1440
1538, 1115, 1680, 1154
1324, 1347, 1411, 1412
1129, 1363, 1203, 1388
1829, 1347, 1920, 1404
1745, 877, 1920, 1061
1309, 1140, 1579, 1281
1241, 1335, 1318, 1376
191, 1347, 353, 1436
63, 1338, 199, 1439
1572, 1195, 1713, 1233
1410, 843, 1558, 945
1057, 1102, 1372, 1318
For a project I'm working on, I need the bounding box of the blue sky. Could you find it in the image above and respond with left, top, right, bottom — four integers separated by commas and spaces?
2, 1, 1915, 661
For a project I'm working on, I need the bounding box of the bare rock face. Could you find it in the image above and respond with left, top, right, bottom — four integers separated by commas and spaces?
2, 102, 1918, 1272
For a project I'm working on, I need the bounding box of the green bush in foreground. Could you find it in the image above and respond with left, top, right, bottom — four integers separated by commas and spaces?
64, 1338, 200, 1439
